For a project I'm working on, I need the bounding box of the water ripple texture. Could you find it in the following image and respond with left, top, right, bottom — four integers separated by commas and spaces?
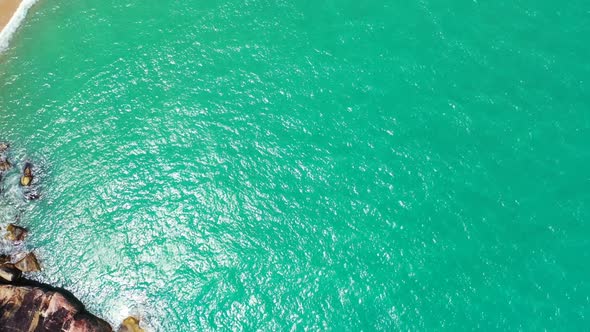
1, 0, 589, 330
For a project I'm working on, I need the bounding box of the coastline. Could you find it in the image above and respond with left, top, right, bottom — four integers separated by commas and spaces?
0, 0, 37, 51
0, 0, 22, 30
1, 147, 147, 331
0, 1, 146, 327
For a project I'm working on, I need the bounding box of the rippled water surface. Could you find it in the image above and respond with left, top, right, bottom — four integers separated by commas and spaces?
1, 0, 589, 330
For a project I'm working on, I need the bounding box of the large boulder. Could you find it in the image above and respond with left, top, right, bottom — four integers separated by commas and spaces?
0, 285, 112, 331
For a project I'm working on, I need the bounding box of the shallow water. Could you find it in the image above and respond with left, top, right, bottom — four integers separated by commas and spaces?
1, 0, 589, 330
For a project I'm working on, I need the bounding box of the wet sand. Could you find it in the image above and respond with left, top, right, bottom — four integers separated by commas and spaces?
0, 0, 22, 32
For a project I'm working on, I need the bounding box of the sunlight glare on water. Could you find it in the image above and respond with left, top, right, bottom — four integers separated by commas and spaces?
1, 0, 589, 330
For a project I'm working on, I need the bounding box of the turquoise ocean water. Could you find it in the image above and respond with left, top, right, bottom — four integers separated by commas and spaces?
1, 0, 589, 330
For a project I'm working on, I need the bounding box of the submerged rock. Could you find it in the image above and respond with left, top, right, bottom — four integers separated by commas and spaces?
0, 285, 112, 331
6, 223, 28, 242
0, 142, 8, 153
118, 317, 145, 332
0, 263, 22, 282
14, 252, 41, 272
20, 162, 33, 186
25, 192, 41, 200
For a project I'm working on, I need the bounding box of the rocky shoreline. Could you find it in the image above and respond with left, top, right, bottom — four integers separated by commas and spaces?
0, 282, 112, 331
0, 142, 144, 331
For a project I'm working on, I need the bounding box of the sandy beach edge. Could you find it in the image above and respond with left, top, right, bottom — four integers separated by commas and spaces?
0, 0, 38, 51
0, 0, 22, 27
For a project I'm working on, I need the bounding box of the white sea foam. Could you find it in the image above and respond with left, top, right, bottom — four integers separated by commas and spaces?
0, 0, 38, 52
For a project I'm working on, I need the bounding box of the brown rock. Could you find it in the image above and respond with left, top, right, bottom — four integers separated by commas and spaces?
14, 252, 41, 272
0, 142, 8, 152
6, 223, 28, 241
0, 285, 112, 331
20, 162, 33, 186
0, 159, 10, 172
118, 317, 145, 332
20, 175, 32, 186
23, 163, 32, 176
21, 176, 32, 186
0, 263, 22, 282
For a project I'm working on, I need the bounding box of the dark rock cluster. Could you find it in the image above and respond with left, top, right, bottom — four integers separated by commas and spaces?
0, 285, 112, 331
0, 143, 42, 282
0, 142, 146, 331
